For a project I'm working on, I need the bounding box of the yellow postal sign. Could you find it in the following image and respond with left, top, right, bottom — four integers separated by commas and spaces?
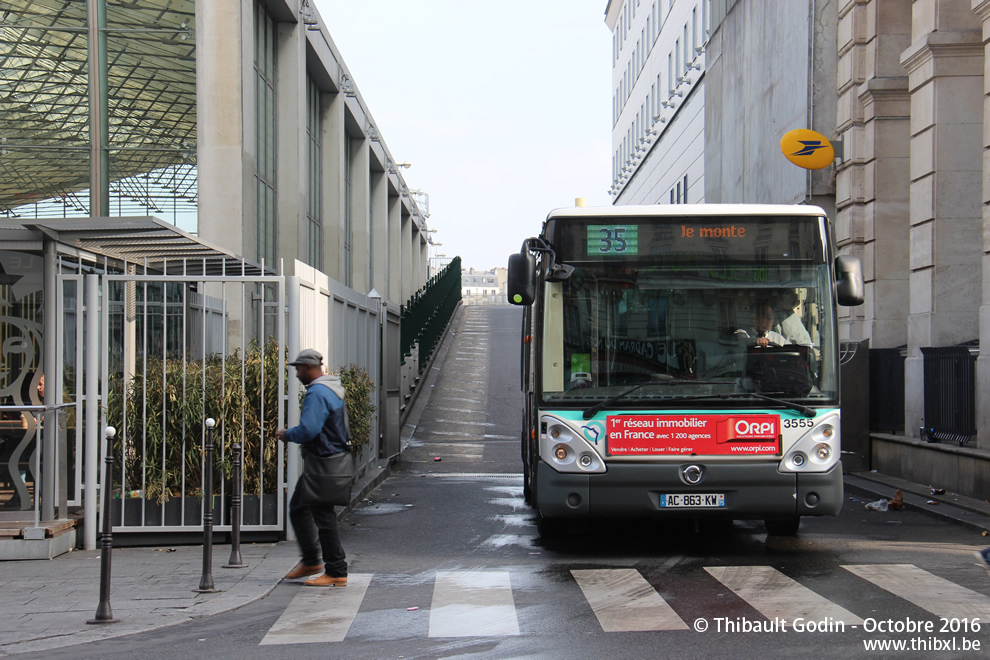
780, 129, 835, 170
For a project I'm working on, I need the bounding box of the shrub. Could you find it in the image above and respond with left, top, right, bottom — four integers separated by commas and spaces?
105, 339, 283, 502
337, 363, 375, 455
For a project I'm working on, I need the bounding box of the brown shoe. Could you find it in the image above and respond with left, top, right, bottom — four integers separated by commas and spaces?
303, 573, 348, 587
283, 562, 323, 580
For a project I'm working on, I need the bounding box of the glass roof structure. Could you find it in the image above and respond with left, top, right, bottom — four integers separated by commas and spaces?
0, 0, 198, 225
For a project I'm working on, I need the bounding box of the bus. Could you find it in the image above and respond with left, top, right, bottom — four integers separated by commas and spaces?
507, 205, 864, 537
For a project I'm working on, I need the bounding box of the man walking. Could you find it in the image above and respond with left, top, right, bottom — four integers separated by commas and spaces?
277, 349, 349, 587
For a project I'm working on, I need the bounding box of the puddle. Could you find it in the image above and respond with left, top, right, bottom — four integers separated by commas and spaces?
351, 503, 411, 515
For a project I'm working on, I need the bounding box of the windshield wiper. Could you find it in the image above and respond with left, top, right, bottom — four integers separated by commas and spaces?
719, 392, 817, 418
581, 375, 720, 419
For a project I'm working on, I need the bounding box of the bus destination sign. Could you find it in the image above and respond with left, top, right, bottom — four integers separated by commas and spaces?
606, 414, 781, 456
587, 224, 639, 256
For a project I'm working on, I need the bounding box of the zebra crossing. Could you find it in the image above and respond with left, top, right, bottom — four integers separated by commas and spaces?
259, 563, 990, 645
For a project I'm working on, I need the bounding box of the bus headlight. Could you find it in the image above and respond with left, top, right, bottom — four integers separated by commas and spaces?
540, 417, 606, 474
779, 413, 840, 473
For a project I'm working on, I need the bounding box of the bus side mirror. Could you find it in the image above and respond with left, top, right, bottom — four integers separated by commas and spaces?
507, 249, 536, 306
835, 254, 864, 306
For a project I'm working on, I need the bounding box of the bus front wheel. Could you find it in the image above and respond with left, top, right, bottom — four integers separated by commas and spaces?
764, 517, 801, 536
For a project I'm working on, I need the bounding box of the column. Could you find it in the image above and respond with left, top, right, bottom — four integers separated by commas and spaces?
351, 137, 370, 293
195, 0, 248, 255
323, 92, 345, 282
387, 191, 402, 305
835, 0, 913, 346
276, 19, 306, 271
370, 169, 389, 295
400, 208, 413, 303
901, 0, 983, 438
973, 0, 990, 447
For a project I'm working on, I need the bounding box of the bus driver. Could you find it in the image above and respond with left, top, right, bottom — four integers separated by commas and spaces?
736, 301, 788, 348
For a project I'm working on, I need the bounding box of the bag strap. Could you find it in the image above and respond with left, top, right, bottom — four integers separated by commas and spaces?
310, 381, 352, 449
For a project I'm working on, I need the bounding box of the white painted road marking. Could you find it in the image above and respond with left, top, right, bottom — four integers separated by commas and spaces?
259, 573, 373, 645
429, 571, 520, 637
706, 565, 864, 626
844, 564, 990, 621
572, 568, 689, 631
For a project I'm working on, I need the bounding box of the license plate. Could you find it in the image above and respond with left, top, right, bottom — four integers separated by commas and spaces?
660, 493, 725, 508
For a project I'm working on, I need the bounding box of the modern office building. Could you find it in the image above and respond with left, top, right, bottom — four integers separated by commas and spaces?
606, 0, 990, 495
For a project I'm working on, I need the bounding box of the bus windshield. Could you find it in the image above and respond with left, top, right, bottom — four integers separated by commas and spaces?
539, 215, 837, 407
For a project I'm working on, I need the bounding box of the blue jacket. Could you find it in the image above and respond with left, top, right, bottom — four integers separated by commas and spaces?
284, 375, 349, 456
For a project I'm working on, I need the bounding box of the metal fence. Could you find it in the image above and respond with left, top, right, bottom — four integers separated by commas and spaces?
920, 346, 977, 445
401, 257, 462, 373
97, 267, 286, 533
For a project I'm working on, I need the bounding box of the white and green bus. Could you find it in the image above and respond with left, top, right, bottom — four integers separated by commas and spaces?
507, 205, 864, 537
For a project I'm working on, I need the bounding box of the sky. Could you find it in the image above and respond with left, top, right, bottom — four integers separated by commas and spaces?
313, 0, 613, 271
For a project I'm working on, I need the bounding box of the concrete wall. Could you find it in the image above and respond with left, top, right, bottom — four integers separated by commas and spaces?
872, 433, 990, 495
704, 0, 828, 205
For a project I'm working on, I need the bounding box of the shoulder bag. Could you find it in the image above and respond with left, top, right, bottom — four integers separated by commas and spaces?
298, 446, 356, 507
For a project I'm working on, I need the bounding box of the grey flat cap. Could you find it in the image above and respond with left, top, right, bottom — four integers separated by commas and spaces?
289, 348, 323, 366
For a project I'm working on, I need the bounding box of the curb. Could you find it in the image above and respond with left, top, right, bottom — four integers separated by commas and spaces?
844, 472, 990, 535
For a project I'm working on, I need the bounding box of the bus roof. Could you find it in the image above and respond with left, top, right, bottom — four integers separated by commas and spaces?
546, 204, 827, 220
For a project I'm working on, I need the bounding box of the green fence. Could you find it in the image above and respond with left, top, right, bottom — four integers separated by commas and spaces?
401, 257, 462, 373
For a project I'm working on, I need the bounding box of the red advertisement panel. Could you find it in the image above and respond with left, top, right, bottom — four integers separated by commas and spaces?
606, 414, 780, 456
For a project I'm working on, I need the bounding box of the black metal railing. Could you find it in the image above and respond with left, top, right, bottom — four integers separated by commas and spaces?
869, 348, 905, 434
401, 257, 462, 373
920, 345, 976, 445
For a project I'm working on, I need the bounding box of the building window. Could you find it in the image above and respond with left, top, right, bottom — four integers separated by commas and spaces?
254, 0, 277, 267
703, 0, 710, 41
683, 24, 690, 72
306, 79, 323, 271
692, 7, 698, 54
683, 175, 688, 203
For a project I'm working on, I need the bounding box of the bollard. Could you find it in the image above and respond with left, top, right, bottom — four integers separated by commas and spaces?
87, 426, 119, 624
194, 418, 220, 593
223, 442, 247, 568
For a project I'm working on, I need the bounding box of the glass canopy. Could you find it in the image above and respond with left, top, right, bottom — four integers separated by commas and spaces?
0, 0, 198, 226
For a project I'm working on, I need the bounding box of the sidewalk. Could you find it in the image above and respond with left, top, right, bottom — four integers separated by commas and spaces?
0, 454, 401, 657
0, 540, 299, 656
